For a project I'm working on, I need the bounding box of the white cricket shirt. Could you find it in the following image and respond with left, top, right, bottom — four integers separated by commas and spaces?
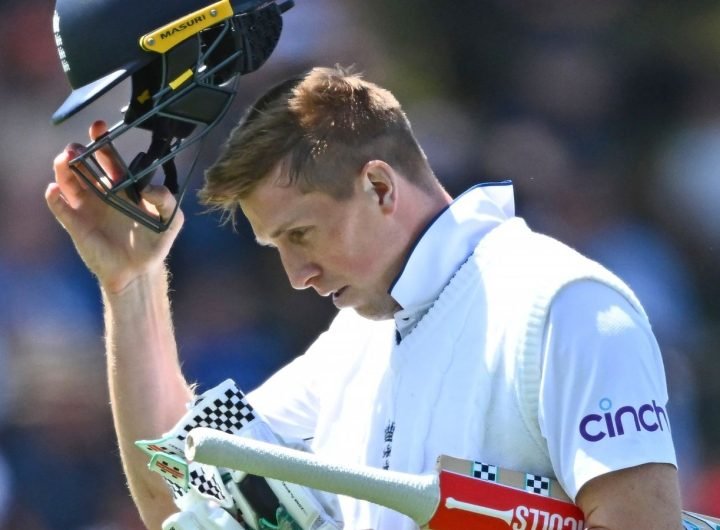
249, 183, 677, 528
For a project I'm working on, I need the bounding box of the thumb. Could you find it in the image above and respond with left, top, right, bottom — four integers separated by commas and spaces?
140, 184, 184, 232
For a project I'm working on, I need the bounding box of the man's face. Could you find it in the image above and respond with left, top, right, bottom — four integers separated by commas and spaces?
240, 167, 404, 320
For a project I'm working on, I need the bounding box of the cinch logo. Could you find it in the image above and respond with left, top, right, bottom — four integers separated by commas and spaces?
579, 398, 669, 442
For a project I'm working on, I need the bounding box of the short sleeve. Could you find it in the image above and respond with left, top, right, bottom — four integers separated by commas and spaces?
538, 280, 677, 500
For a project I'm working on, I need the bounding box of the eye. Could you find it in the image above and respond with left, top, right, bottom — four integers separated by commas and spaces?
287, 227, 310, 245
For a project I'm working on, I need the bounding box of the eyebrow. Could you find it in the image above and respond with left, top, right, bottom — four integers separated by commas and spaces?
255, 218, 300, 246
270, 222, 293, 240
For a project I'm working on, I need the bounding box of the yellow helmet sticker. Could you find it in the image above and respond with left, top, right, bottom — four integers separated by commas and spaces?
136, 89, 151, 104
169, 69, 194, 90
140, 0, 234, 54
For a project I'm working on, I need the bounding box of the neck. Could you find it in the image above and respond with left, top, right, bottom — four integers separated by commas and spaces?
410, 183, 453, 237
395, 182, 452, 263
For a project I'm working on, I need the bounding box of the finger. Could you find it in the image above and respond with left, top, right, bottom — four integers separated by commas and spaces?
65, 143, 113, 196
88, 120, 108, 140
141, 185, 185, 232
53, 145, 89, 209
88, 120, 127, 183
45, 182, 81, 234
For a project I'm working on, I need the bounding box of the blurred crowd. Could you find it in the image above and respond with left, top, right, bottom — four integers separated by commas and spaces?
0, 0, 718, 527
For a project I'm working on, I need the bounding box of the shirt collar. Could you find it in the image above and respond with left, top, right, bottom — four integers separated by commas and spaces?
390, 181, 515, 338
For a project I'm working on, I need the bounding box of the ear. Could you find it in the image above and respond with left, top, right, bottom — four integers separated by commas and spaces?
360, 160, 398, 213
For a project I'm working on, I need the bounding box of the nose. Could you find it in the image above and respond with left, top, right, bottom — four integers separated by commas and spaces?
278, 248, 321, 290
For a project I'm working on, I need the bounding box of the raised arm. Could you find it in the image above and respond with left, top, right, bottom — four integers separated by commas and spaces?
46, 121, 193, 529
102, 267, 193, 528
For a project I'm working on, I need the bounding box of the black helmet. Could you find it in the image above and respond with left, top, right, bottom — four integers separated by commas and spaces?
52, 0, 294, 231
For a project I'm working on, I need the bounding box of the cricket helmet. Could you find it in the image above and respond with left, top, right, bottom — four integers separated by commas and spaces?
52, 0, 293, 231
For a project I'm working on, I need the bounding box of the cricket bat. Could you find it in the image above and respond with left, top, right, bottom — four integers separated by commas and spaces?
185, 427, 720, 530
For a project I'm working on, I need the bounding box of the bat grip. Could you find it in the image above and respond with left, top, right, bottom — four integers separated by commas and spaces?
186, 427, 439, 525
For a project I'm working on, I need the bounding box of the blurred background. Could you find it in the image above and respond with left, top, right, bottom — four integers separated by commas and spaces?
0, 0, 718, 527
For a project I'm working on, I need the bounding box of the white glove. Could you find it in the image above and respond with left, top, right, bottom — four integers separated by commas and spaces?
162, 493, 246, 530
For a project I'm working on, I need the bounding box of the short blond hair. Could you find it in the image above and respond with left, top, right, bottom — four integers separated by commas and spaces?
199, 66, 434, 223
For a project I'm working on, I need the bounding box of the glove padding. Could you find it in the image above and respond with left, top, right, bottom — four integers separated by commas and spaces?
137, 379, 342, 530
162, 492, 247, 530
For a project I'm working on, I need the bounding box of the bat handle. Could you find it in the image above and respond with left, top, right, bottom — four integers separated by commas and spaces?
186, 427, 439, 525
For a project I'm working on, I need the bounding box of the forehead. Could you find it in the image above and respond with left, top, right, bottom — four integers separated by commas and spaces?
239, 173, 342, 242
240, 177, 300, 228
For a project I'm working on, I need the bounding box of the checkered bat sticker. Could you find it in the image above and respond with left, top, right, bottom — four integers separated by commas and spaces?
136, 380, 344, 530
135, 379, 258, 508
185, 428, 720, 530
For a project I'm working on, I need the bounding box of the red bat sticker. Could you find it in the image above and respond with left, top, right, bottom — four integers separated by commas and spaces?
431, 470, 584, 530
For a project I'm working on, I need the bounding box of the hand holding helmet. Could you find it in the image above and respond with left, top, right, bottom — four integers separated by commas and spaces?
46, 120, 184, 294
46, 0, 293, 289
